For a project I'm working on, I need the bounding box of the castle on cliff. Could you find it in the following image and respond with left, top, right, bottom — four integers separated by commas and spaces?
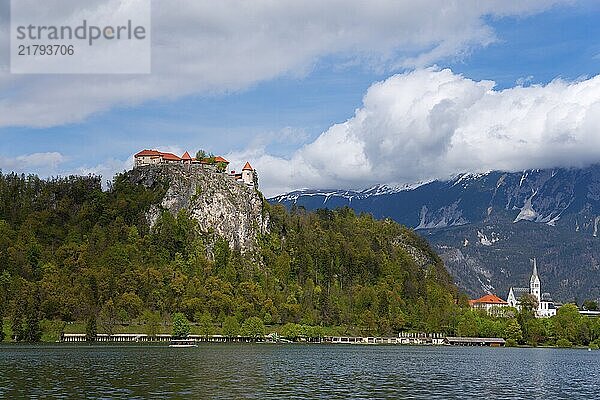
134, 149, 257, 187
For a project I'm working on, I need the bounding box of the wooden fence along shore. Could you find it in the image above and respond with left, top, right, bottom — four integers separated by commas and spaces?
60, 332, 506, 347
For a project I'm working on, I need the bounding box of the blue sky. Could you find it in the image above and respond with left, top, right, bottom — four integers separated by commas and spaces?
1, 1, 600, 195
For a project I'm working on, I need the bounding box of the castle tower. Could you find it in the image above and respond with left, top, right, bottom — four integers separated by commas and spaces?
242, 162, 254, 186
530, 258, 541, 304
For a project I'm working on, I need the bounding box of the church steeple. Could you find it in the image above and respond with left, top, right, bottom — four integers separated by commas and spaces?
530, 258, 541, 303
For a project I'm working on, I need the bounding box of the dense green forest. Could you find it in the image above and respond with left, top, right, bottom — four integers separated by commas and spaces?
0, 171, 459, 341
1, 171, 599, 348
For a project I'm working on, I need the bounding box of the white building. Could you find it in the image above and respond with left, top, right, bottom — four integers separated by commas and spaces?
507, 258, 557, 318
469, 294, 509, 316
231, 162, 257, 187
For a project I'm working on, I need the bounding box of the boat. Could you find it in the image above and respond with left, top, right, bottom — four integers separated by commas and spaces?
169, 339, 198, 348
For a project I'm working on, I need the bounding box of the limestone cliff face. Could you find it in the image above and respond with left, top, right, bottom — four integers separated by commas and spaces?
130, 165, 268, 252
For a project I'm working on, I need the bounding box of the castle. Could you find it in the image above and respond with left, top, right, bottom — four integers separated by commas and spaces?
134, 149, 257, 187
506, 258, 557, 318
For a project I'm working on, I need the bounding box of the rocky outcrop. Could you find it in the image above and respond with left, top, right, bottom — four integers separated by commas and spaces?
129, 164, 268, 252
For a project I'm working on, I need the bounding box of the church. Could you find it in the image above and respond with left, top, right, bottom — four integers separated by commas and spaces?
506, 259, 557, 318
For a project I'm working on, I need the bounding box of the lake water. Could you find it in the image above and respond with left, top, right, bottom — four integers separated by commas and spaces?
0, 344, 598, 399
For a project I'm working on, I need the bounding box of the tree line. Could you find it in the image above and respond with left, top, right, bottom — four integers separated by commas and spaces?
2, 170, 595, 347
0, 171, 459, 342
457, 294, 600, 348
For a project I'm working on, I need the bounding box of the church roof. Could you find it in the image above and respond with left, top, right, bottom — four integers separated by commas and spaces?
181, 151, 192, 161
214, 156, 229, 164
530, 258, 539, 283
511, 287, 530, 299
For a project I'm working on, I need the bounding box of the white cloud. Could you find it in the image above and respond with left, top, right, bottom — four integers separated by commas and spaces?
0, 0, 569, 128
0, 152, 66, 174
74, 157, 133, 188
243, 68, 600, 197
0, 151, 130, 187
516, 75, 534, 86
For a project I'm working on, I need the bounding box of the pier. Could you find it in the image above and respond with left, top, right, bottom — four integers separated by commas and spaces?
445, 337, 506, 347
61, 333, 267, 343
60, 332, 504, 346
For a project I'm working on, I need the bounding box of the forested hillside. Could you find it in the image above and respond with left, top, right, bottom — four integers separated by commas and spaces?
0, 171, 460, 341
272, 165, 600, 300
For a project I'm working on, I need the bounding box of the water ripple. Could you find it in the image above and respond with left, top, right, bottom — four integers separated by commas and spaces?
0, 344, 598, 399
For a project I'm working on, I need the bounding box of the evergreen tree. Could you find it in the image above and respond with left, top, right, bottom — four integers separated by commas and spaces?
195, 150, 207, 161
10, 303, 25, 342
86, 315, 97, 342
0, 312, 5, 342
23, 294, 42, 342
172, 313, 191, 338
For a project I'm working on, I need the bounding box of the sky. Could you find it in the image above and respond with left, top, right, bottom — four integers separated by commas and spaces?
1, 0, 600, 196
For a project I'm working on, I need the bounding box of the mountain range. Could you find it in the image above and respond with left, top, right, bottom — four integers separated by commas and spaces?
270, 165, 600, 302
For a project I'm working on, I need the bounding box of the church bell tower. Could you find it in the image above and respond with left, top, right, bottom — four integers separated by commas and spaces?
530, 258, 541, 304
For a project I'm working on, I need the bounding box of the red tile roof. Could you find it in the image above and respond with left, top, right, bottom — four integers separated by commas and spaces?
470, 294, 508, 305
135, 149, 161, 157
135, 149, 230, 165
242, 162, 253, 171
161, 152, 181, 161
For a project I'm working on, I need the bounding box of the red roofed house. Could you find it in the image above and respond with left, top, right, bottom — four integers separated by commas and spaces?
469, 294, 509, 316
135, 150, 216, 167
134, 150, 163, 166
135, 149, 182, 166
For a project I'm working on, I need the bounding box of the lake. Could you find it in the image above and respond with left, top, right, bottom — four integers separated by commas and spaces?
0, 344, 598, 399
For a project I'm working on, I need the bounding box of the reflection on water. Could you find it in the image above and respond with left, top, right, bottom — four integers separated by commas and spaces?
1, 344, 598, 399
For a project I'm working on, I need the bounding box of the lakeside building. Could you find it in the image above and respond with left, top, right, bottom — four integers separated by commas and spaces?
507, 258, 558, 318
134, 149, 257, 187
469, 294, 509, 316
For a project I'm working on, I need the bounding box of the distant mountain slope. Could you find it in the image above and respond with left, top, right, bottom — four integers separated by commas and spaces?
270, 165, 600, 301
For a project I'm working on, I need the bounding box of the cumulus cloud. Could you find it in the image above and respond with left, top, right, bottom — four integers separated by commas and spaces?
239, 68, 600, 197
0, 0, 569, 127
0, 152, 66, 174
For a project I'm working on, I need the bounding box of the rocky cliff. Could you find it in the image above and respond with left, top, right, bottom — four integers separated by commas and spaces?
129, 164, 268, 252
